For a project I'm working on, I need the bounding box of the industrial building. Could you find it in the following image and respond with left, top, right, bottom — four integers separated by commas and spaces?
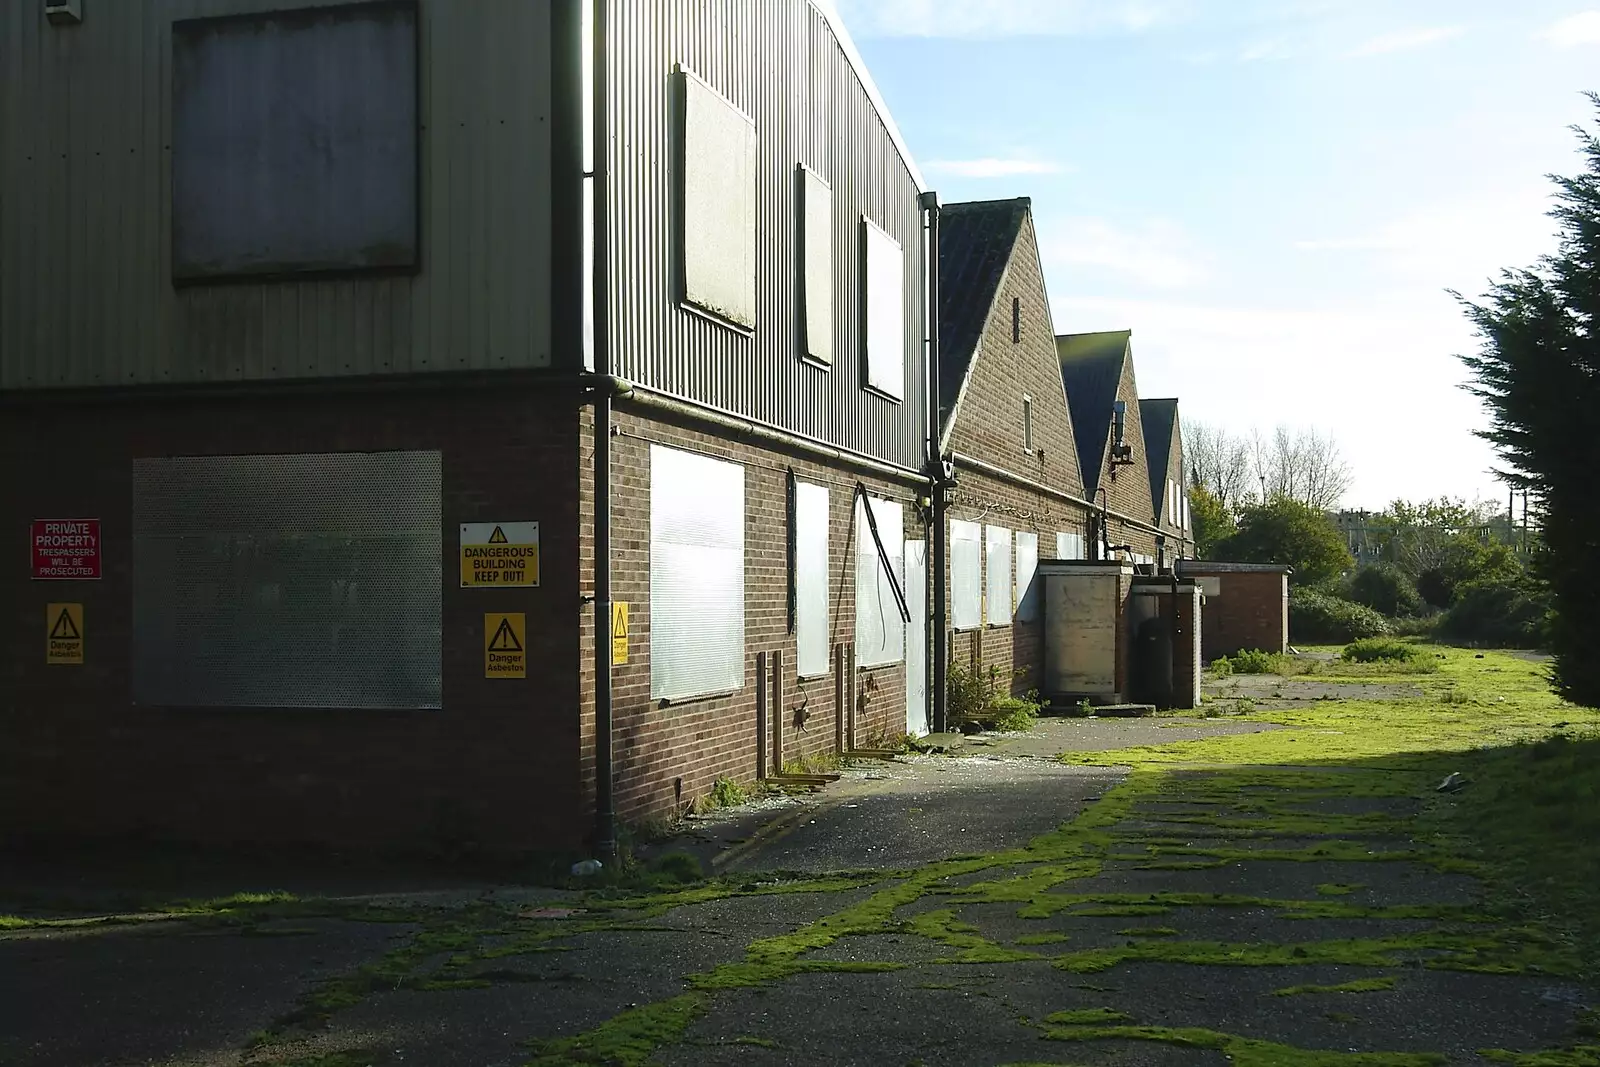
1, 0, 933, 855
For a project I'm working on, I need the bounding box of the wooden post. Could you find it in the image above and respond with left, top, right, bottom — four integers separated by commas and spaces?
834, 643, 846, 754
770, 648, 784, 774
755, 650, 768, 780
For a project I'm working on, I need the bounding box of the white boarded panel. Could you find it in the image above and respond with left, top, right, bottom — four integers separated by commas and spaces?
862, 217, 904, 399
951, 520, 982, 630
986, 525, 1013, 626
651, 445, 745, 700
801, 167, 834, 364
677, 69, 757, 327
1015, 530, 1039, 623
794, 482, 830, 677
1056, 531, 1085, 561
855, 497, 905, 667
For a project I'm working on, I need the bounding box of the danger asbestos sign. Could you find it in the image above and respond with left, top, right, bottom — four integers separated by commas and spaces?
32, 519, 101, 580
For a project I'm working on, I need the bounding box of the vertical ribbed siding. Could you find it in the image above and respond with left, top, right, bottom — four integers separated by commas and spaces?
0, 0, 553, 389
606, 0, 927, 471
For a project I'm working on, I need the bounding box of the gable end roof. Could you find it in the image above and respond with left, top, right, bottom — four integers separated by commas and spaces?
937, 198, 1030, 433
1056, 330, 1131, 496
1140, 397, 1180, 520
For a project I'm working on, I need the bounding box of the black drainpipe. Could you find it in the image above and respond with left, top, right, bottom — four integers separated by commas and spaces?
920, 190, 947, 735
590, 0, 615, 860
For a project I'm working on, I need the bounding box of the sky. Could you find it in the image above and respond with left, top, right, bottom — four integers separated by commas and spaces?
832, 0, 1600, 511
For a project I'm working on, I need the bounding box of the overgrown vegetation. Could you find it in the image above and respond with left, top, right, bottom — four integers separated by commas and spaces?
1342, 562, 1426, 618
1457, 93, 1600, 699
1341, 638, 1426, 664
1216, 649, 1286, 675
946, 661, 1042, 732
1291, 589, 1392, 643
1216, 497, 1354, 587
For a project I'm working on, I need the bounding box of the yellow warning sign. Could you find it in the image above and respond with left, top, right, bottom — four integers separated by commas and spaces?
485, 612, 526, 679
611, 601, 629, 665
47, 603, 83, 665
460, 521, 540, 587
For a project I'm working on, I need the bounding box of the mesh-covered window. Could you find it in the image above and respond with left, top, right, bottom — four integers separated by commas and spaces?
951, 520, 982, 630
132, 452, 441, 709
794, 482, 830, 678
677, 69, 757, 327
854, 497, 904, 668
986, 525, 1013, 626
1015, 531, 1039, 623
1056, 531, 1085, 561
862, 218, 905, 399
800, 167, 834, 364
651, 446, 746, 701
172, 2, 419, 281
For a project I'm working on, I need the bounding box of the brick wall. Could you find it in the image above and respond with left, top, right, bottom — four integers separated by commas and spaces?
0, 382, 585, 854
1185, 568, 1290, 660
1099, 356, 1157, 545
581, 405, 923, 828
941, 210, 1094, 699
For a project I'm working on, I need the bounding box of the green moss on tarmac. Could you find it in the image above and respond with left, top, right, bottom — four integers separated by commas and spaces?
526, 994, 706, 1067
1478, 1048, 1600, 1066
1272, 976, 1398, 996
1042, 1017, 1447, 1066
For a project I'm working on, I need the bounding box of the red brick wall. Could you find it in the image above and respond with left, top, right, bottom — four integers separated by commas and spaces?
0, 383, 585, 854
580, 405, 923, 827
1187, 569, 1290, 661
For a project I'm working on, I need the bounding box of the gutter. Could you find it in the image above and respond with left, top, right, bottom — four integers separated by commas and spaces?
950, 450, 1171, 541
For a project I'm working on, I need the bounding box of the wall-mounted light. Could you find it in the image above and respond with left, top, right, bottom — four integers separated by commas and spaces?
1108, 399, 1134, 471
45, 0, 82, 25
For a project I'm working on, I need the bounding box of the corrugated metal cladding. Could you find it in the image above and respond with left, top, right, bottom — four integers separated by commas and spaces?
607, 0, 929, 471
0, 0, 552, 389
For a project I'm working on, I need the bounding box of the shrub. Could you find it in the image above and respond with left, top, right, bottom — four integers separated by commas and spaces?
990, 693, 1043, 732
649, 851, 704, 884
1228, 649, 1283, 674
1290, 589, 1392, 644
1344, 563, 1425, 618
1341, 637, 1424, 663
707, 777, 747, 809
1438, 577, 1551, 649
947, 662, 1041, 731
1208, 656, 1234, 677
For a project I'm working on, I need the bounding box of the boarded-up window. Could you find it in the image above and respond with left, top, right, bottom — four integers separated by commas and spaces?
794, 482, 830, 677
862, 218, 904, 399
800, 167, 834, 364
132, 451, 441, 708
855, 497, 904, 667
951, 520, 982, 630
651, 446, 745, 700
986, 526, 1013, 626
1056, 531, 1085, 561
172, 2, 420, 281
677, 69, 757, 327
1015, 531, 1039, 623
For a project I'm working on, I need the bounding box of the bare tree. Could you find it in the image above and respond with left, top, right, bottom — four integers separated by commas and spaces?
1252, 426, 1352, 510
1183, 422, 1253, 510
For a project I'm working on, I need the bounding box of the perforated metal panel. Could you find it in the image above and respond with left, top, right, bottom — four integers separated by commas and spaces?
651, 446, 746, 700
951, 519, 982, 631
794, 482, 830, 678
1015, 531, 1039, 623
986, 525, 1013, 626
854, 497, 904, 667
132, 451, 442, 709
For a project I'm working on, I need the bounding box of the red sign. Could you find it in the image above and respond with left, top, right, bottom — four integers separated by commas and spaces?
32, 519, 101, 580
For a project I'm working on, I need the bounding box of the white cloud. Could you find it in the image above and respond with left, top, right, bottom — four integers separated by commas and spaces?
832, 0, 1178, 39
1293, 186, 1557, 294
1040, 217, 1209, 290
1343, 25, 1464, 58
926, 158, 1069, 178
1536, 11, 1600, 47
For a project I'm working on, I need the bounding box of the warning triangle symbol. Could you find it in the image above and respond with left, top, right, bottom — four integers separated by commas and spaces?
488, 526, 509, 544
50, 609, 80, 641
488, 617, 523, 653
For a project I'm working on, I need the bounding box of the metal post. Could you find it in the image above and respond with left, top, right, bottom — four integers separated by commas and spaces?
921, 190, 948, 735
590, 0, 615, 860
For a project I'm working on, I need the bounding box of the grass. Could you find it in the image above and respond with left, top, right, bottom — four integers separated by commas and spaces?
1271, 976, 1399, 997
1343, 637, 1430, 664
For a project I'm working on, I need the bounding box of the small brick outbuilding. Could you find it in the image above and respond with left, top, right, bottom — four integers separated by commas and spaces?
1176, 561, 1291, 662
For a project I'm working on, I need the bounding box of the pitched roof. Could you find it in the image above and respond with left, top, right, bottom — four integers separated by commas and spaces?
937, 198, 1030, 431
1140, 398, 1180, 520
1056, 330, 1131, 495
